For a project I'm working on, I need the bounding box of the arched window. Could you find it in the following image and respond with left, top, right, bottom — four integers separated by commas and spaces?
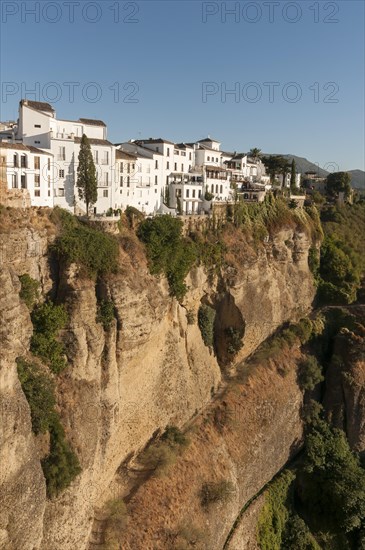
220, 184, 223, 194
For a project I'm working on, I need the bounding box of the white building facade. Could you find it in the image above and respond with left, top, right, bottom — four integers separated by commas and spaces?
0, 101, 270, 215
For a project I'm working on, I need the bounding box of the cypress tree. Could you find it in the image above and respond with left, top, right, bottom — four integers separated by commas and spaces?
290, 159, 297, 191
77, 134, 97, 217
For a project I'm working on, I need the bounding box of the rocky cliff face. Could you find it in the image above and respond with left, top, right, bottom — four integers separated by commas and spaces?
324, 310, 365, 457
0, 208, 316, 549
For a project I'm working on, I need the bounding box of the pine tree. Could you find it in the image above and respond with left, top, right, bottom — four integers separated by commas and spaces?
290, 159, 297, 191
77, 134, 97, 217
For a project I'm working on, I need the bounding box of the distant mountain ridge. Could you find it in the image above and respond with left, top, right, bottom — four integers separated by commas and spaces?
266, 154, 365, 190
348, 169, 365, 190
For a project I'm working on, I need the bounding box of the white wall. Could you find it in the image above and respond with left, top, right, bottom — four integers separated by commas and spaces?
1, 146, 53, 208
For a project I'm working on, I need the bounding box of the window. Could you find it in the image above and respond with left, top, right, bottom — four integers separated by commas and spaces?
59, 169, 65, 178
174, 163, 177, 171
120, 162, 124, 172
186, 189, 189, 198
21, 175, 27, 189
21, 155, 27, 168
104, 173, 109, 186
189, 152, 192, 160
48, 176, 51, 187
35, 175, 40, 187
198, 190, 201, 198
13, 154, 18, 167
103, 189, 108, 197
192, 190, 196, 198
34, 190, 40, 197
216, 157, 219, 163
34, 124, 41, 128
181, 151, 186, 157
48, 190, 51, 197
215, 184, 219, 193
102, 151, 109, 165
127, 177, 130, 187
181, 164, 184, 172
166, 162, 169, 170
94, 150, 99, 163
34, 156, 40, 170
12, 174, 17, 188
167, 148, 170, 157
58, 146, 65, 161
220, 184, 223, 193
155, 160, 158, 169
34, 141, 40, 144
48, 158, 51, 170
155, 175, 158, 185
58, 188, 65, 197
207, 156, 210, 161
120, 176, 123, 187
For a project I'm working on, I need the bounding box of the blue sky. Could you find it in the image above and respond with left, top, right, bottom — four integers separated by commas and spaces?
1, 0, 364, 170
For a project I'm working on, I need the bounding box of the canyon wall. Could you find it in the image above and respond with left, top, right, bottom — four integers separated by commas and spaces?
0, 208, 315, 549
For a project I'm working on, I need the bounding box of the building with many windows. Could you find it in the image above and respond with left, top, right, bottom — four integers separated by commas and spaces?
0, 100, 273, 215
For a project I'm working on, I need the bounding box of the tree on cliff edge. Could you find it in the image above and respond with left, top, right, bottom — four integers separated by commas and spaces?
77, 134, 97, 217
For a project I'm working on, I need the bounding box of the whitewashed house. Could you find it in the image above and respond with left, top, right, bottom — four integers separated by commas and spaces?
2, 100, 117, 214
115, 141, 165, 214
0, 141, 53, 207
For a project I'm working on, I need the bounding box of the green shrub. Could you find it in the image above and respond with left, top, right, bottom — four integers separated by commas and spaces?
298, 356, 324, 391
317, 235, 361, 305
124, 206, 144, 228
52, 210, 119, 277
16, 357, 56, 435
282, 514, 321, 549
200, 480, 234, 507
161, 425, 189, 449
41, 415, 81, 498
138, 215, 196, 300
257, 470, 295, 550
138, 441, 177, 476
138, 426, 189, 476
31, 301, 68, 335
308, 247, 320, 279
30, 302, 68, 374
16, 357, 81, 497
300, 418, 365, 537
291, 318, 313, 344
19, 274, 39, 310
198, 305, 216, 348
96, 300, 115, 330
186, 310, 195, 325
103, 498, 128, 548
226, 326, 244, 355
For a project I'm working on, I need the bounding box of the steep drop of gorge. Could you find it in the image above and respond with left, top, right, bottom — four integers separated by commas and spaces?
0, 204, 319, 549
